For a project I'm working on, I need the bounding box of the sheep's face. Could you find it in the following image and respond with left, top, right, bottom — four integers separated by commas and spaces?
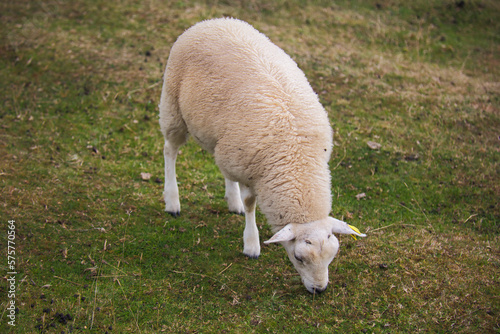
264, 217, 365, 294
284, 224, 339, 294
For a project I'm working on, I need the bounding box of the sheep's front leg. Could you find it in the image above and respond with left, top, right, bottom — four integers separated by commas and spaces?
224, 178, 245, 214
163, 140, 181, 216
240, 184, 260, 258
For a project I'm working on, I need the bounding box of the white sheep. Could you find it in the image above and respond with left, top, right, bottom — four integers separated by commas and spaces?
159, 18, 366, 294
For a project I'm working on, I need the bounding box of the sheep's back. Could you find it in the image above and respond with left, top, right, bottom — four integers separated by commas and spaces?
165, 18, 332, 198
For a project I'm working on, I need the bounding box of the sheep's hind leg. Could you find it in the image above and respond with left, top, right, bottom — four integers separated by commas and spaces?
163, 139, 182, 216
224, 179, 245, 214
240, 184, 260, 258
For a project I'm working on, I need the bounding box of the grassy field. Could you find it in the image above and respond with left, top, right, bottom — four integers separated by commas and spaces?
1, 0, 499, 332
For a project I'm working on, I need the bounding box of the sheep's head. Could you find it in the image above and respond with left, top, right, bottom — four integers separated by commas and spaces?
264, 217, 366, 294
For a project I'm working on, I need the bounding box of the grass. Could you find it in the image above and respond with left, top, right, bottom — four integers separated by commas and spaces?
1, 0, 499, 332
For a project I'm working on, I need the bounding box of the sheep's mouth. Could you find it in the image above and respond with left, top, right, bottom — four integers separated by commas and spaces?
306, 285, 327, 294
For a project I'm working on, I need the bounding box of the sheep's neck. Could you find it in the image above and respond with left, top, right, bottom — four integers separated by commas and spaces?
255, 163, 332, 232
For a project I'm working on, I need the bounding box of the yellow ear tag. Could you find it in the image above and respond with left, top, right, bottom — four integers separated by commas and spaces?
348, 224, 361, 240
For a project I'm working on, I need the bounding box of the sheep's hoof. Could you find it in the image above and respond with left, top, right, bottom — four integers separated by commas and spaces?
243, 252, 259, 259
166, 211, 180, 218
229, 209, 245, 216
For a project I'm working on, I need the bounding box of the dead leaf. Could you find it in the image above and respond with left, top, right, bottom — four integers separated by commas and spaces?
367, 141, 382, 150
84, 267, 98, 276
141, 172, 151, 181
356, 193, 367, 200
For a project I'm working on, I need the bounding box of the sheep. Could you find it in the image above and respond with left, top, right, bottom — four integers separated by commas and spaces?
159, 18, 366, 294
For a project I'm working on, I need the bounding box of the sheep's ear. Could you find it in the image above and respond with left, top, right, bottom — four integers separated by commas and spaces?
329, 217, 367, 237
264, 224, 296, 244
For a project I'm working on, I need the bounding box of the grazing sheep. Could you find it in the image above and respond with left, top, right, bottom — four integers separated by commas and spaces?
159, 18, 366, 294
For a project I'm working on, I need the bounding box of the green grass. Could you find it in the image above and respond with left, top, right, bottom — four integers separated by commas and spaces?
1, 0, 499, 332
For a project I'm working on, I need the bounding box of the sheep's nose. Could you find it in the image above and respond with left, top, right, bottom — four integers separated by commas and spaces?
314, 286, 327, 294
307, 285, 327, 294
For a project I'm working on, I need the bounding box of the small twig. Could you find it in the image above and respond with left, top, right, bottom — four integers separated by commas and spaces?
101, 260, 129, 276
90, 244, 106, 330
218, 263, 233, 276
122, 124, 136, 134
464, 214, 478, 224
403, 182, 433, 230
398, 202, 419, 215
332, 146, 347, 171
71, 227, 106, 233
127, 81, 161, 97
171, 270, 206, 278
370, 223, 416, 232
53, 276, 83, 286
170, 270, 238, 296
460, 50, 471, 72
94, 274, 137, 278
90, 276, 99, 329
117, 278, 142, 333
370, 224, 394, 232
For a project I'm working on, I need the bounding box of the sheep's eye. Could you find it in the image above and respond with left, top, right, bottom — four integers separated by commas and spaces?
305, 240, 312, 245
327, 235, 331, 239
294, 254, 304, 263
